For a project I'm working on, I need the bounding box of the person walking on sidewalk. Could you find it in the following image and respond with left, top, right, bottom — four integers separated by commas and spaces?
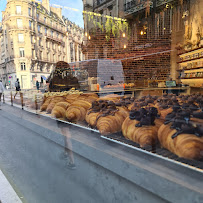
0, 79, 5, 110
14, 78, 21, 99
36, 80, 39, 91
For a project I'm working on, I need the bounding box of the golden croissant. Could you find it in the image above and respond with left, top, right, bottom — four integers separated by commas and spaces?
96, 107, 129, 135
46, 97, 65, 113
158, 123, 203, 160
122, 118, 159, 147
40, 96, 53, 111
86, 111, 100, 127
66, 100, 92, 122
51, 102, 71, 118
51, 106, 66, 118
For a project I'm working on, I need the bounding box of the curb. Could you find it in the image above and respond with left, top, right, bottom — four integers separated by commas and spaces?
0, 169, 22, 203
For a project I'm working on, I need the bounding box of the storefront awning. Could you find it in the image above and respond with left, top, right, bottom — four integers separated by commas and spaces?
41, 76, 47, 80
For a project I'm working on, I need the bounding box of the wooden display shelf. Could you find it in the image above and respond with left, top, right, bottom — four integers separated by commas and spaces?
181, 77, 203, 79
177, 67, 203, 71
177, 46, 203, 56
177, 56, 203, 64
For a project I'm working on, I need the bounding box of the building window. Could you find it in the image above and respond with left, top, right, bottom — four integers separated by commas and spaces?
21, 62, 26, 71
19, 48, 25, 57
57, 33, 59, 38
17, 19, 23, 28
51, 30, 53, 37
37, 13, 39, 19
50, 20, 53, 26
29, 21, 32, 29
16, 6, 21, 14
44, 17, 46, 23
18, 34, 24, 42
38, 25, 41, 33
28, 8, 31, 16
45, 28, 47, 35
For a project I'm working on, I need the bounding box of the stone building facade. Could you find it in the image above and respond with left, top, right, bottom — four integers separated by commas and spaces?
0, 0, 67, 89
64, 18, 85, 63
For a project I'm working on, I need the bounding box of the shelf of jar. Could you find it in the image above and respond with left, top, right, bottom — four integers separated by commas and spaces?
177, 67, 203, 71
177, 46, 203, 56
177, 56, 203, 64
180, 77, 203, 79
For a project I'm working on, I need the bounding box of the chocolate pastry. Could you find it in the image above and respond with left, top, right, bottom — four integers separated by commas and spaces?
122, 107, 162, 147
182, 103, 190, 109
193, 111, 203, 119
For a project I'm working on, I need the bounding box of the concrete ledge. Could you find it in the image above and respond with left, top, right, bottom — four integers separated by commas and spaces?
1, 104, 203, 203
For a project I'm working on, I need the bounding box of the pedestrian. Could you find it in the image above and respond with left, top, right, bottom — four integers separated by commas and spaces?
0, 79, 4, 110
14, 78, 21, 99
36, 80, 39, 90
44, 80, 49, 92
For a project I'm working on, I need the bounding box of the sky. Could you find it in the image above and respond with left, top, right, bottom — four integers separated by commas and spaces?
0, 0, 84, 27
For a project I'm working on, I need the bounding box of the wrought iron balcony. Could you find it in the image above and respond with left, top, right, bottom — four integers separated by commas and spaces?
124, 0, 153, 16
93, 0, 110, 8
156, 0, 174, 7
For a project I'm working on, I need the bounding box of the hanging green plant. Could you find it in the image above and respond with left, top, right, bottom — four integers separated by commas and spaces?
85, 12, 129, 41
97, 22, 104, 32
105, 18, 112, 36
105, 35, 110, 41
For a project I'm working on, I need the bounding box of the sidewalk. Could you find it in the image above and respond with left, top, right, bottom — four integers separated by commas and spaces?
0, 170, 22, 203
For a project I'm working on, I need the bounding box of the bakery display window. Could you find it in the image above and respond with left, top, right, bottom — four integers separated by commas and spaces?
0, 1, 203, 199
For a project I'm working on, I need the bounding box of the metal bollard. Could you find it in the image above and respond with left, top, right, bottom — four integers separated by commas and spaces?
20, 92, 24, 110
11, 91, 13, 106
35, 94, 38, 114
3, 93, 5, 103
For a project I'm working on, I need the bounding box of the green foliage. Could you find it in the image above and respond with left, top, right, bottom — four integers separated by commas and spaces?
85, 13, 129, 41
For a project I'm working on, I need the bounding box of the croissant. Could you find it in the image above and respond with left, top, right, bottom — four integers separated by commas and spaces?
97, 94, 121, 102
51, 106, 66, 118
65, 94, 80, 104
122, 118, 159, 147
40, 97, 53, 111
51, 102, 71, 118
66, 100, 91, 122
158, 123, 203, 160
96, 107, 129, 135
158, 108, 173, 119
55, 102, 70, 110
86, 111, 100, 127
46, 97, 65, 113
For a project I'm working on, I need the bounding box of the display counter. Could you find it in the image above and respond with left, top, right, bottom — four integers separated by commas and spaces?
1, 104, 203, 203
82, 86, 190, 97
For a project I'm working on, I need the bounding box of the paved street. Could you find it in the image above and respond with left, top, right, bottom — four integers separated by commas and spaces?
0, 109, 98, 203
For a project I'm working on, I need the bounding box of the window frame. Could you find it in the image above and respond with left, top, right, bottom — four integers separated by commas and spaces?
19, 47, 25, 57
20, 62, 26, 71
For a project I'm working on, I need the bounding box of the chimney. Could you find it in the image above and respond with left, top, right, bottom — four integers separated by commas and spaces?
42, 0, 50, 12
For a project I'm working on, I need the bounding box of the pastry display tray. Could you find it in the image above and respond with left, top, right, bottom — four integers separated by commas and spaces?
101, 133, 203, 173
7, 102, 203, 174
